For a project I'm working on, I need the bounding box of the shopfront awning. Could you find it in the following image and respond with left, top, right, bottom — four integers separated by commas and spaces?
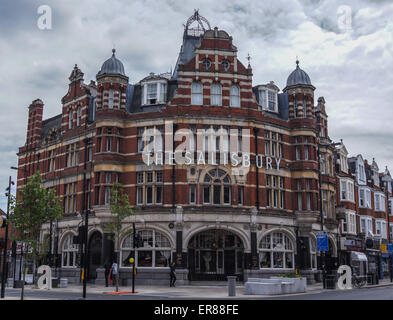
351, 251, 368, 262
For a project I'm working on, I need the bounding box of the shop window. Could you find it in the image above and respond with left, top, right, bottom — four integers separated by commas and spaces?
120, 230, 172, 268
259, 232, 294, 269
62, 234, 79, 268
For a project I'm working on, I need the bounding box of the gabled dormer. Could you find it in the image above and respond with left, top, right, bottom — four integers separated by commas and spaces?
335, 140, 349, 174
253, 81, 279, 113
349, 154, 366, 185
140, 72, 171, 106
371, 158, 380, 188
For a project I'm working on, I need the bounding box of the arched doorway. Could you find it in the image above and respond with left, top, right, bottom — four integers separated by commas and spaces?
188, 229, 244, 281
87, 231, 102, 281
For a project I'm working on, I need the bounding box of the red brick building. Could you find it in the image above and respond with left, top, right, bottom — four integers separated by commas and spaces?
16, 11, 344, 285
335, 147, 393, 280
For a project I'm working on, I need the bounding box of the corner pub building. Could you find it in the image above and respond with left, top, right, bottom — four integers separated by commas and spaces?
16, 11, 339, 285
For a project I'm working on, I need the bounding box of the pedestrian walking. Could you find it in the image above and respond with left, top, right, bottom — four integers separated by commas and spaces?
104, 260, 111, 287
170, 261, 176, 287
111, 262, 118, 287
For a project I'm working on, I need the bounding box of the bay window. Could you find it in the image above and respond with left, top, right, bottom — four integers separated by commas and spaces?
343, 211, 356, 234
341, 180, 347, 200
340, 179, 354, 202
360, 216, 373, 236
374, 193, 385, 212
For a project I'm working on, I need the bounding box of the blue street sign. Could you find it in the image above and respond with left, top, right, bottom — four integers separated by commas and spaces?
317, 235, 329, 252
387, 244, 393, 254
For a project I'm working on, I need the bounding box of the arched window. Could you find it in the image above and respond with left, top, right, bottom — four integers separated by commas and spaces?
76, 106, 82, 126
210, 83, 222, 106
62, 234, 79, 267
259, 232, 294, 269
191, 82, 203, 105
230, 84, 240, 107
310, 237, 317, 269
68, 110, 73, 129
108, 89, 114, 108
120, 230, 172, 268
203, 168, 231, 205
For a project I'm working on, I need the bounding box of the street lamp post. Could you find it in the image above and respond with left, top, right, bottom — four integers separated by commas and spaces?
132, 222, 136, 293
1, 176, 14, 298
82, 138, 91, 299
10, 166, 27, 285
316, 142, 327, 288
48, 221, 53, 267
382, 170, 392, 282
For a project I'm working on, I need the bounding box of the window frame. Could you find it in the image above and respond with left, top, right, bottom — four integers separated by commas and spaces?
259, 232, 295, 270
210, 83, 222, 106
191, 81, 203, 105
120, 230, 172, 268
230, 84, 240, 108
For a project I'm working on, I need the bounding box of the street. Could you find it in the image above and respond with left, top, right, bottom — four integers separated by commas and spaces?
2, 285, 393, 300
267, 286, 393, 300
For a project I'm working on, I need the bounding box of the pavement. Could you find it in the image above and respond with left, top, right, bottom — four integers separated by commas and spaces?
2, 278, 393, 300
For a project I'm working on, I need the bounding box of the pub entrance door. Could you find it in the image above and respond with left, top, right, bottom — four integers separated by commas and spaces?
188, 229, 244, 281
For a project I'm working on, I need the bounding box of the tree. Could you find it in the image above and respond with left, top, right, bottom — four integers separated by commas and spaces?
104, 182, 136, 292
10, 172, 63, 286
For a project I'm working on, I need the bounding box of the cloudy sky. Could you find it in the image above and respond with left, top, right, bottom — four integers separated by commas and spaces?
0, 0, 392, 210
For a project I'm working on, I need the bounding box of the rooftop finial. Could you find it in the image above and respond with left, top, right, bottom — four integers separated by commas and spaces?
296, 56, 299, 68
112, 48, 116, 56
185, 10, 211, 36
247, 53, 252, 68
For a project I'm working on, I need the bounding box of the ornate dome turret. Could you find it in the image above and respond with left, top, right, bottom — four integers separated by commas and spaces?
286, 60, 312, 87
97, 49, 126, 77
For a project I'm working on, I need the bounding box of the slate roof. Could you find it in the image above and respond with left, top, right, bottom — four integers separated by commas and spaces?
172, 34, 201, 79
41, 114, 62, 139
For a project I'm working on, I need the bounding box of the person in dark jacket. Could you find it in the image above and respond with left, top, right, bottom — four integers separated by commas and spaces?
104, 260, 111, 287
170, 262, 176, 287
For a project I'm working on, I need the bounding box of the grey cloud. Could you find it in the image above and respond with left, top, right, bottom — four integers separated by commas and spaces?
0, 0, 393, 210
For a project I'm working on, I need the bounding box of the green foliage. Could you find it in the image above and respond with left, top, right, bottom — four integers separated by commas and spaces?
10, 172, 63, 261
105, 182, 136, 242
104, 182, 136, 292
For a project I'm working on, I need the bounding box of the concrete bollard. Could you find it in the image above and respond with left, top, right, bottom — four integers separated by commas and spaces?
60, 278, 68, 288
7, 278, 14, 288
227, 276, 237, 297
